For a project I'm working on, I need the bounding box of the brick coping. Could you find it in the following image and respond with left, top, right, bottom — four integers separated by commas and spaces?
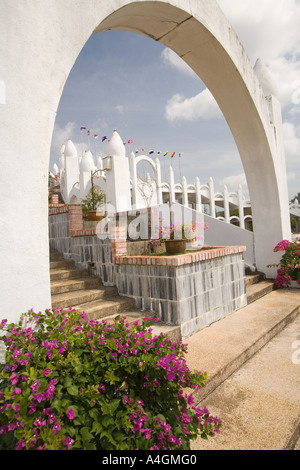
49, 205, 69, 215
114, 246, 246, 266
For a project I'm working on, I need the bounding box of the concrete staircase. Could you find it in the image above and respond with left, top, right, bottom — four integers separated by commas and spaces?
50, 251, 180, 339
50, 251, 300, 449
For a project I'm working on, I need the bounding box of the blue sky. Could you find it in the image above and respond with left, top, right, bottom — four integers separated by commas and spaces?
50, 0, 300, 200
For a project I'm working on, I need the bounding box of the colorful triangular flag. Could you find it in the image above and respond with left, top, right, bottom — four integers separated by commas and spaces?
171, 152, 175, 158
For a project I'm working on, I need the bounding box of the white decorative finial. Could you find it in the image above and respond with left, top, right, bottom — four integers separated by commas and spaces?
64, 139, 78, 158
80, 150, 95, 172
106, 130, 125, 158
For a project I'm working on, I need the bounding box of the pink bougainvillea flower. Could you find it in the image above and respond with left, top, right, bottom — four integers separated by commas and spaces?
66, 408, 75, 420
52, 421, 61, 434
43, 368, 52, 377
9, 373, 18, 385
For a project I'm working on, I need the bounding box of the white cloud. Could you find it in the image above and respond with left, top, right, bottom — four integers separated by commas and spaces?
115, 104, 125, 114
220, 172, 248, 193
217, 0, 300, 110
161, 48, 197, 77
282, 122, 300, 157
51, 121, 76, 157
165, 88, 223, 122
218, 0, 300, 60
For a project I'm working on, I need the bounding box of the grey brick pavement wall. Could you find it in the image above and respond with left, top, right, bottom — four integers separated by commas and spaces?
115, 252, 246, 338
49, 209, 114, 286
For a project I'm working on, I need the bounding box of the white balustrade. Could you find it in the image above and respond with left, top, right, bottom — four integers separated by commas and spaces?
55, 133, 253, 230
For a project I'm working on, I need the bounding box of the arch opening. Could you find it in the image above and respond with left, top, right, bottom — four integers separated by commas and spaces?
0, 0, 291, 321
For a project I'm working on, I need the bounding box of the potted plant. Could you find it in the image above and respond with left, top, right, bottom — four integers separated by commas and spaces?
149, 218, 208, 255
267, 238, 300, 288
81, 171, 106, 221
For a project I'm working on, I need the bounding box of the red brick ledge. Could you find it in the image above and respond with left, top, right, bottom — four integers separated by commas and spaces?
70, 229, 97, 237
49, 205, 69, 215
114, 246, 246, 267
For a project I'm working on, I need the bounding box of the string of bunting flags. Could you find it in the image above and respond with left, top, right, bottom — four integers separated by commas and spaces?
80, 126, 182, 158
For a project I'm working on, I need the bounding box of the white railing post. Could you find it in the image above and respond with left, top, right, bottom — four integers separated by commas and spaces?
195, 177, 202, 213
130, 151, 138, 208
182, 176, 188, 207
209, 177, 216, 218
223, 185, 230, 223
169, 165, 176, 204
155, 157, 163, 205
238, 184, 245, 229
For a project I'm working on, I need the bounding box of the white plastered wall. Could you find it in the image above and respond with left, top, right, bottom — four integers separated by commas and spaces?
0, 0, 290, 322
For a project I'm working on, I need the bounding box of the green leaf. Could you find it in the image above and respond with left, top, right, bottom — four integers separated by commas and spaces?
89, 408, 100, 421
92, 421, 103, 435
64, 377, 73, 388
80, 427, 93, 447
102, 415, 115, 428
101, 398, 120, 416
67, 385, 79, 396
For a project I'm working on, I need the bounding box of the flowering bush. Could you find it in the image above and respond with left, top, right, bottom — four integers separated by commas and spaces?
0, 308, 221, 450
268, 238, 300, 288
149, 218, 209, 247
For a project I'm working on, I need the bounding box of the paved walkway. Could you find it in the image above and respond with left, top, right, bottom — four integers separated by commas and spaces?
181, 289, 300, 450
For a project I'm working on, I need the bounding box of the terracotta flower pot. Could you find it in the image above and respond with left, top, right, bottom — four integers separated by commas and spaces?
165, 239, 186, 255
86, 210, 104, 221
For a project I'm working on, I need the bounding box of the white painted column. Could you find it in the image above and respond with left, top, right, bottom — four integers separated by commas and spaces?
223, 185, 230, 224
130, 151, 138, 208
105, 131, 131, 213
238, 184, 245, 229
195, 177, 202, 213
169, 165, 176, 204
182, 176, 188, 207
155, 158, 163, 205
79, 150, 95, 199
64, 140, 80, 203
209, 177, 216, 218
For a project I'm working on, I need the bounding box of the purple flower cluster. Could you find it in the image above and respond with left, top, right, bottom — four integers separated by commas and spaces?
274, 240, 291, 251
0, 307, 221, 450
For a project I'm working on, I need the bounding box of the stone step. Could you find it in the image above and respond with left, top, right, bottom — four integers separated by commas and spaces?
183, 289, 300, 450
245, 272, 265, 287
99, 310, 182, 342
49, 251, 64, 261
51, 277, 101, 295
246, 280, 274, 304
50, 267, 90, 281
51, 287, 118, 309
50, 259, 75, 269
73, 296, 136, 320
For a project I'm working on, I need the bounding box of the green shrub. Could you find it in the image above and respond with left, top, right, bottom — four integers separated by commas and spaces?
0, 308, 221, 450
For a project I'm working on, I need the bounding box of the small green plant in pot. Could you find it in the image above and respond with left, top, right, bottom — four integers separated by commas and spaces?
81, 186, 105, 221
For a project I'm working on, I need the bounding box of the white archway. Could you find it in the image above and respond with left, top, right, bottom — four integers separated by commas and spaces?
0, 0, 290, 321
